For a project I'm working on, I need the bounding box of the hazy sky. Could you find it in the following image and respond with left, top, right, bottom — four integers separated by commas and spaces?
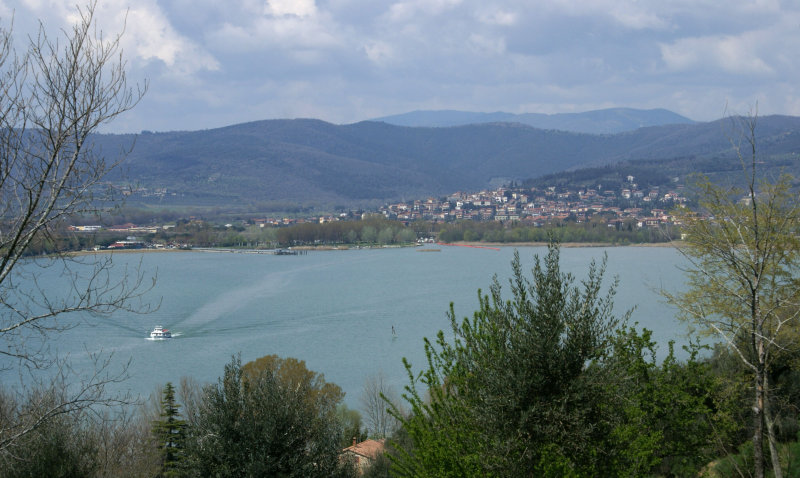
5, 0, 800, 132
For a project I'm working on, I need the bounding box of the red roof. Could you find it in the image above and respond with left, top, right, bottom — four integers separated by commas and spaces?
343, 439, 385, 459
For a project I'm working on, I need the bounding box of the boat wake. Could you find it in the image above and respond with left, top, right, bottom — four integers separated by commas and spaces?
177, 271, 294, 329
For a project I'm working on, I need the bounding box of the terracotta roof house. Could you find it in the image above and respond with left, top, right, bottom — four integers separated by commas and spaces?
342, 438, 385, 474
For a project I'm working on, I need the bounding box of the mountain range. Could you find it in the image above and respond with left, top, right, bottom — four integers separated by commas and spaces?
98, 109, 800, 210
371, 107, 695, 134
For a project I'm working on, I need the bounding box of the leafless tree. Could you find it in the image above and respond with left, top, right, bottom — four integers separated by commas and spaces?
91, 405, 160, 478
360, 371, 401, 439
178, 375, 203, 428
0, 1, 151, 455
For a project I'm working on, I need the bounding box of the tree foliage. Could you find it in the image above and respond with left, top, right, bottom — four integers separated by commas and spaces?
665, 114, 800, 478
389, 244, 629, 476
275, 217, 417, 247
337, 403, 367, 448
389, 243, 735, 477
437, 219, 672, 244
152, 382, 187, 477
184, 355, 354, 477
0, 386, 98, 478
604, 327, 738, 475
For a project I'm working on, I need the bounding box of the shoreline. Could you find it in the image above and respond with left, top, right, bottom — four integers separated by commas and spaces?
65, 240, 683, 256
450, 241, 682, 248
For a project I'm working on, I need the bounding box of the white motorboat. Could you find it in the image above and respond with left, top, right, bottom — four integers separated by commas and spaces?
149, 326, 172, 339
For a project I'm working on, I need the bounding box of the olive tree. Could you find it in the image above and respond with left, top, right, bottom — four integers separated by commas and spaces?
0, 0, 149, 454
389, 245, 630, 476
664, 113, 800, 478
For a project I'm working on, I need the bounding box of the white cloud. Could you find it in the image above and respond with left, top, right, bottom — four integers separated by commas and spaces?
660, 32, 775, 75
121, 6, 219, 74
266, 0, 317, 17
212, 13, 342, 52
15, 0, 800, 131
16, 0, 219, 76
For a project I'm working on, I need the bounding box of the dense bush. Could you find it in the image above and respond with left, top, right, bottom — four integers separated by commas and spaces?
388, 244, 734, 477
182, 355, 355, 477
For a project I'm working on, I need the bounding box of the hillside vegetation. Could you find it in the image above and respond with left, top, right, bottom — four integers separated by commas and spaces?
97, 115, 800, 209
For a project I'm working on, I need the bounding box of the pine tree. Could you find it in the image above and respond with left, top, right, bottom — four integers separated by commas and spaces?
152, 382, 186, 477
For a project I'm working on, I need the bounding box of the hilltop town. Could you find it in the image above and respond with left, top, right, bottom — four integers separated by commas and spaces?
376, 176, 687, 228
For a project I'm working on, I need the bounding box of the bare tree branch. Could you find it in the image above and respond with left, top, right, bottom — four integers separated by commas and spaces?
0, 1, 151, 453
664, 110, 800, 478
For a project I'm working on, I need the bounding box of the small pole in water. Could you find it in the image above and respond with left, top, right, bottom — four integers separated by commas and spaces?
392, 325, 396, 336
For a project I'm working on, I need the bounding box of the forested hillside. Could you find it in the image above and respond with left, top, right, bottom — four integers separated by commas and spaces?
97, 115, 800, 209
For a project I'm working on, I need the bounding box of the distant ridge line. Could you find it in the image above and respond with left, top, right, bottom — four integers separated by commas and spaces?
371, 107, 696, 134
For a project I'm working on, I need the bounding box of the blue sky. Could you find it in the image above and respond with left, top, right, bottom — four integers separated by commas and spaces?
6, 0, 800, 132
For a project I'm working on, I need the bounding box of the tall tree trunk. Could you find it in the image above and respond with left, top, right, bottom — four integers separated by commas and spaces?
751, 287, 767, 478
764, 373, 784, 478
755, 368, 765, 478
754, 325, 767, 478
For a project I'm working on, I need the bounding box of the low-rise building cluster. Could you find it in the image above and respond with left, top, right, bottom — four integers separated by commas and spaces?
74, 178, 692, 234
377, 181, 689, 228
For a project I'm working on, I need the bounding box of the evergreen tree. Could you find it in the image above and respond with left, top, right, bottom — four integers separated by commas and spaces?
152, 382, 186, 477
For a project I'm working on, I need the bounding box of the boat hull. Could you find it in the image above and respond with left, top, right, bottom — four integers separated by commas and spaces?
149, 326, 172, 339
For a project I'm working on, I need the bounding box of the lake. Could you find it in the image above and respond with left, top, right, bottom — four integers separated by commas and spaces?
0, 245, 690, 407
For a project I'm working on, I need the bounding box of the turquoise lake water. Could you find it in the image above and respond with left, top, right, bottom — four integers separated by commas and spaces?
1, 246, 690, 407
